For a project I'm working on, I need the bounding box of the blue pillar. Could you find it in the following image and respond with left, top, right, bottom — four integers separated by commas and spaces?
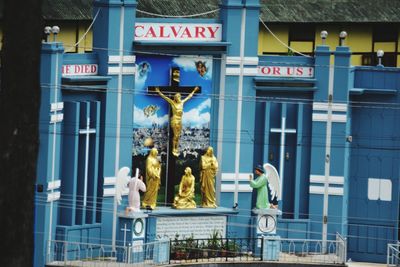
308, 44, 331, 240
34, 42, 64, 267
218, 0, 260, 238
92, 0, 137, 246
309, 42, 352, 242
331, 46, 352, 237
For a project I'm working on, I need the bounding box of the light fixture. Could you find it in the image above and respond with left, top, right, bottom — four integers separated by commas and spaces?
320, 30, 328, 45
44, 26, 52, 42
339, 31, 347, 46
51, 26, 60, 42
377, 50, 384, 67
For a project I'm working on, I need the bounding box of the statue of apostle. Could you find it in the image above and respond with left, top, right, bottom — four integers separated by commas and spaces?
155, 86, 199, 157
142, 148, 161, 210
200, 146, 219, 208
249, 165, 270, 209
172, 167, 197, 209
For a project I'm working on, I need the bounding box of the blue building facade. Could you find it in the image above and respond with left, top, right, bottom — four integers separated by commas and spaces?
34, 0, 400, 265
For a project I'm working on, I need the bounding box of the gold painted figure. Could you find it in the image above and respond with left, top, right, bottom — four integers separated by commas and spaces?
172, 167, 197, 209
142, 148, 161, 209
200, 147, 219, 208
155, 86, 199, 157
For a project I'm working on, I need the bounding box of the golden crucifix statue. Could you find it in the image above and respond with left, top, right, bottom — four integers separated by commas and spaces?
155, 86, 199, 157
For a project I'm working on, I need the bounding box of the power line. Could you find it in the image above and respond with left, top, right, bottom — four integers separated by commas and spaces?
32, 196, 399, 243
39, 82, 400, 110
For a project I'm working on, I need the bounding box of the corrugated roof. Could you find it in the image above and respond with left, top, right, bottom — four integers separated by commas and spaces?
41, 0, 93, 20
260, 0, 400, 23
136, 0, 219, 18
2, 0, 400, 23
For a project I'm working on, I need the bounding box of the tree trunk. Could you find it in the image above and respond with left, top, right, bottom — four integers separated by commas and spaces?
0, 0, 42, 266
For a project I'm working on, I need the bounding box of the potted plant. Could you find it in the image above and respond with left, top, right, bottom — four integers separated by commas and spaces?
207, 230, 221, 258
184, 234, 198, 260
171, 234, 186, 260
226, 240, 240, 257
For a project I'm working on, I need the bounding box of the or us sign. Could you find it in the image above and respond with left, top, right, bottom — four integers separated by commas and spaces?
258, 66, 314, 78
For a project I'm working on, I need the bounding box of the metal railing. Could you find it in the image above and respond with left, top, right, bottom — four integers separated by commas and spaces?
46, 239, 170, 266
46, 235, 346, 266
336, 232, 347, 264
387, 242, 400, 266
262, 234, 346, 265
169, 235, 346, 265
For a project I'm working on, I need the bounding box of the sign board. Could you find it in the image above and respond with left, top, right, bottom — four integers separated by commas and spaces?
135, 23, 222, 42
156, 216, 226, 239
258, 66, 314, 78
62, 64, 98, 76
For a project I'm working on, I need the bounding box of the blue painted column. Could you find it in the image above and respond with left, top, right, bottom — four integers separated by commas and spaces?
332, 46, 352, 237
309, 43, 351, 246
218, 0, 260, 238
34, 42, 64, 267
93, 0, 137, 249
308, 44, 331, 241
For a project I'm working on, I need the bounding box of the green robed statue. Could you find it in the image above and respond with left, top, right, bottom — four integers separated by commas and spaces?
249, 164, 280, 209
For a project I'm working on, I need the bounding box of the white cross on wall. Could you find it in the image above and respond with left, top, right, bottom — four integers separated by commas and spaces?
79, 116, 96, 207
270, 116, 296, 200
120, 223, 131, 247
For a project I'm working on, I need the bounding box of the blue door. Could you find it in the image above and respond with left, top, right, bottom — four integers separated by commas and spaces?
348, 103, 400, 263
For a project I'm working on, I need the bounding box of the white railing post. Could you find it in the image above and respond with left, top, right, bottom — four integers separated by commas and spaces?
63, 241, 67, 265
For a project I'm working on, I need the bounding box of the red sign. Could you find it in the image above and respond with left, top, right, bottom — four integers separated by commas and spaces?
135, 23, 222, 42
258, 66, 314, 78
62, 64, 98, 76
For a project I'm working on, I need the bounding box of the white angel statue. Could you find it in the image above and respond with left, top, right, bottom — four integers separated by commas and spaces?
263, 163, 280, 207
115, 167, 146, 213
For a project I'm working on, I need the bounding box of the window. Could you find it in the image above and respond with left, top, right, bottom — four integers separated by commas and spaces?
368, 178, 392, 201
289, 24, 315, 55
289, 25, 315, 42
373, 25, 398, 42
362, 52, 397, 67
371, 24, 398, 66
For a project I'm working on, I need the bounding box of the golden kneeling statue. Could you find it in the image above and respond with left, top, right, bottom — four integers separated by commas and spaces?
142, 148, 161, 210
155, 86, 199, 157
200, 146, 219, 208
172, 167, 197, 209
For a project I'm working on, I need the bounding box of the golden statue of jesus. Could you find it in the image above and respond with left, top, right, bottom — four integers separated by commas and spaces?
155, 86, 199, 157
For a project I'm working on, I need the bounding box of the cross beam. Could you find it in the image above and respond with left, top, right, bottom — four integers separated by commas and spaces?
147, 66, 201, 205
147, 67, 202, 95
79, 116, 96, 207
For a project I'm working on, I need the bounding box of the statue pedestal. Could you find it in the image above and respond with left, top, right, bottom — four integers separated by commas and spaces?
145, 207, 238, 241
251, 208, 282, 260
252, 208, 281, 236
117, 212, 148, 263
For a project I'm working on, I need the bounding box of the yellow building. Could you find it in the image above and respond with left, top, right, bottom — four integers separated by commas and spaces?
37, 0, 400, 66
258, 0, 400, 67
39, 0, 93, 53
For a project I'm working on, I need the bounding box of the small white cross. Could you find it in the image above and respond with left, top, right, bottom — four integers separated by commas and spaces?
120, 223, 131, 247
